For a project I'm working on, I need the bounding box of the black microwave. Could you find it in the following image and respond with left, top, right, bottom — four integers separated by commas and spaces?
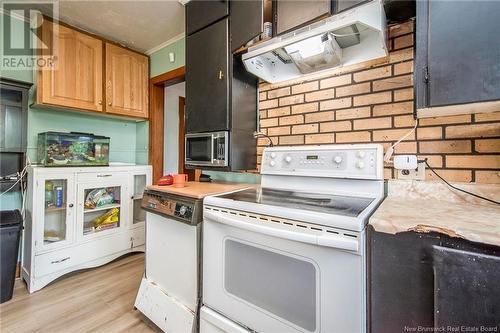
185, 131, 228, 167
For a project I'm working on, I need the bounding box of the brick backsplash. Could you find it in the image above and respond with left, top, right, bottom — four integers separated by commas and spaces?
257, 20, 500, 183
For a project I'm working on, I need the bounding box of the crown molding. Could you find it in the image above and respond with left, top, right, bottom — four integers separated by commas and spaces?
145, 32, 185, 55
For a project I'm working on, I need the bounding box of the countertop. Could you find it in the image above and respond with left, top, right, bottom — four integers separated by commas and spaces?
369, 180, 500, 247
147, 181, 253, 199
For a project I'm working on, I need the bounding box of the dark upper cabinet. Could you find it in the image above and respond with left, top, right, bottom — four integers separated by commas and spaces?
415, 1, 500, 112
230, 0, 264, 52
337, 0, 369, 12
186, 18, 229, 133
186, 0, 229, 36
274, 0, 367, 35
275, 0, 332, 35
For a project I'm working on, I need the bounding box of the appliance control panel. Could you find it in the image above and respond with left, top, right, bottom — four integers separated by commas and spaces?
141, 190, 202, 225
261, 144, 384, 179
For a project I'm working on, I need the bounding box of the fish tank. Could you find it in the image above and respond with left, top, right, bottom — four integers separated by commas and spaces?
38, 132, 110, 167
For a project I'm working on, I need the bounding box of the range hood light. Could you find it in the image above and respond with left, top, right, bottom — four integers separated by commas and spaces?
284, 34, 327, 59
284, 33, 342, 74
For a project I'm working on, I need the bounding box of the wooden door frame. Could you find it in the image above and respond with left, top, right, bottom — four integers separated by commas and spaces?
178, 96, 186, 174
148, 66, 185, 184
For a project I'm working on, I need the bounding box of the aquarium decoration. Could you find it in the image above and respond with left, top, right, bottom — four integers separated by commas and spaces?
38, 132, 110, 167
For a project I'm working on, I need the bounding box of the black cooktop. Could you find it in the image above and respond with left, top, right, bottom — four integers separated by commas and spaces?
218, 188, 374, 217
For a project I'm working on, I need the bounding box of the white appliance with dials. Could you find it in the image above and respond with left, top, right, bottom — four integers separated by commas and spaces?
200, 144, 385, 332
134, 190, 203, 333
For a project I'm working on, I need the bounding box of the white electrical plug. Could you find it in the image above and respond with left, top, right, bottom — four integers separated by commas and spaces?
394, 155, 418, 170
393, 155, 426, 180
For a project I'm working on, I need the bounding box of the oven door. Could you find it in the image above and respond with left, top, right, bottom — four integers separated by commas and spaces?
203, 208, 365, 333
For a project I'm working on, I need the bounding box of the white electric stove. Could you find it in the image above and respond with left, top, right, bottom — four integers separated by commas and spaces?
200, 144, 385, 333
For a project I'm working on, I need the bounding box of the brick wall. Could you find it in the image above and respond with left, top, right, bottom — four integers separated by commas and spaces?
257, 20, 500, 183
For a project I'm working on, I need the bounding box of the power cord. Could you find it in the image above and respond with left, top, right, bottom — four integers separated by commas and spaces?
423, 159, 499, 205
253, 131, 274, 147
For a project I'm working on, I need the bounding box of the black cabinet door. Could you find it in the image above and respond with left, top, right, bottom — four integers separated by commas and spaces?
336, 0, 369, 13
416, 1, 500, 108
186, 19, 229, 133
433, 246, 500, 327
368, 229, 438, 332
230, 0, 263, 52
186, 0, 229, 36
275, 0, 332, 35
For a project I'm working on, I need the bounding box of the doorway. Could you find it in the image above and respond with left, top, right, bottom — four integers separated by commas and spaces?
149, 66, 198, 183
149, 67, 184, 183
177, 96, 194, 178
161, 83, 194, 180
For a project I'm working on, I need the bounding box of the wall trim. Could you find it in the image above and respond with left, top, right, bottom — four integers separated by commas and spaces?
417, 101, 500, 119
145, 32, 185, 56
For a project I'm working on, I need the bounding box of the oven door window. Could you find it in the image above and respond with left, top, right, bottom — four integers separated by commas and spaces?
224, 239, 317, 332
186, 136, 212, 162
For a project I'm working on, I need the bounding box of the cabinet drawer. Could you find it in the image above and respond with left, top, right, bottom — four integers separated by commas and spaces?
34, 232, 135, 277
77, 171, 127, 183
34, 250, 76, 277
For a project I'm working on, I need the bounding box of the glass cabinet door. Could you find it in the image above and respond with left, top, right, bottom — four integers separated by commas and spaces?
130, 173, 149, 226
78, 181, 126, 237
39, 175, 75, 251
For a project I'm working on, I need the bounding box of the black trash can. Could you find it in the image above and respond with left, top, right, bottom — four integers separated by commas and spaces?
0, 210, 22, 303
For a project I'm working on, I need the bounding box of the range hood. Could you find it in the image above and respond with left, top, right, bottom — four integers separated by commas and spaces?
242, 0, 387, 84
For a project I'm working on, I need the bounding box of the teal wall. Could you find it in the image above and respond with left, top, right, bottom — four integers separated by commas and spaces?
27, 106, 140, 163
149, 37, 185, 77
204, 171, 260, 184
135, 120, 149, 165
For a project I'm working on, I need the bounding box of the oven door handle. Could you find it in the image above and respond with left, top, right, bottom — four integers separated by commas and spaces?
205, 210, 359, 252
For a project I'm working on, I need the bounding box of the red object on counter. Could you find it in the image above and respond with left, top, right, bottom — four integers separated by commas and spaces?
157, 175, 174, 186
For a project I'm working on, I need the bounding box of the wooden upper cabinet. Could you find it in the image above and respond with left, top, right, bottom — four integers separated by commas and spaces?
37, 20, 103, 112
105, 43, 149, 118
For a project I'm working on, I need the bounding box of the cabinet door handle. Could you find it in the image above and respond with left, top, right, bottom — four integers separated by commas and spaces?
218, 70, 224, 80
97, 174, 112, 178
68, 203, 74, 208
106, 80, 112, 106
98, 100, 102, 105
51, 257, 70, 264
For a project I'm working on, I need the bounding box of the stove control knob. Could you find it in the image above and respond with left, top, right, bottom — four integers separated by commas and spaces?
356, 161, 365, 169
334, 155, 342, 164
269, 160, 276, 167
284, 155, 292, 163
357, 151, 366, 158
270, 152, 277, 159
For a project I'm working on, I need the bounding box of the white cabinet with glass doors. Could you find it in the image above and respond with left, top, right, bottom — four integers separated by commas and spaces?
22, 165, 151, 293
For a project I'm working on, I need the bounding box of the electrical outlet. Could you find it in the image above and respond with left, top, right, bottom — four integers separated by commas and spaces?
397, 161, 426, 180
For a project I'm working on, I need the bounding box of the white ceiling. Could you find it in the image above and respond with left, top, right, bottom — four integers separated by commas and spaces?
36, 0, 185, 54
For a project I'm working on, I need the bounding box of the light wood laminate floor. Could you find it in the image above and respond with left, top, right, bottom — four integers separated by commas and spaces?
0, 253, 159, 333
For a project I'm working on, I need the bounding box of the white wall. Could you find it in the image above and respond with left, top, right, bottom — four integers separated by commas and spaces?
163, 82, 185, 175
